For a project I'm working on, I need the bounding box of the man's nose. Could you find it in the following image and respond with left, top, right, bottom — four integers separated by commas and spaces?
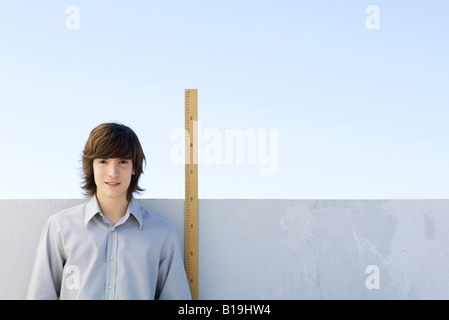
108, 163, 119, 177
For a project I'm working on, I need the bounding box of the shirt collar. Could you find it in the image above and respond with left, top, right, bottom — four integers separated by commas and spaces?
84, 195, 143, 229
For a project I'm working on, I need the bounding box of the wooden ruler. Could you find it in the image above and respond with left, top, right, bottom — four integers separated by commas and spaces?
184, 89, 199, 300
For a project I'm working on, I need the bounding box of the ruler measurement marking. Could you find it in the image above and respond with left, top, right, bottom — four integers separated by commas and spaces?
184, 89, 198, 300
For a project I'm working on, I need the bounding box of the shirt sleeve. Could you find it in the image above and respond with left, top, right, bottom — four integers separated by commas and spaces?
26, 215, 65, 300
156, 229, 192, 300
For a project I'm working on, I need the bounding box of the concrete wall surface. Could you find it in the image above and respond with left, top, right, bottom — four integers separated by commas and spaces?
1, 199, 449, 300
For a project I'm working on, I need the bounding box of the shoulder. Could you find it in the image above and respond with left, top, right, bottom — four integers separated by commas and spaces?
137, 204, 180, 240
36, 200, 88, 245
139, 207, 183, 256
45, 200, 88, 229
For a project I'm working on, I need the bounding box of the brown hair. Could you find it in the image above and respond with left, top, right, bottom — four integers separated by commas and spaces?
81, 122, 146, 200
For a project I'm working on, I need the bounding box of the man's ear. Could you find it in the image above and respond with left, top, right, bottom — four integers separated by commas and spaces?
132, 170, 136, 175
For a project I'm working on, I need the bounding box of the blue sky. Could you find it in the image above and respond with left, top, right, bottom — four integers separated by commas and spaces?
0, 1, 448, 199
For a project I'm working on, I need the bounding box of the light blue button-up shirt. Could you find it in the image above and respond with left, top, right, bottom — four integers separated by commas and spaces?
26, 195, 192, 300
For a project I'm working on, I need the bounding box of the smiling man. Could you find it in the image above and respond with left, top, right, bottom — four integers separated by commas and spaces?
26, 122, 192, 300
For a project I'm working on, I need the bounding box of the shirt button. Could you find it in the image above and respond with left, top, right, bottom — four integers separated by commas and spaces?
111, 227, 116, 231
108, 285, 113, 290
110, 256, 114, 260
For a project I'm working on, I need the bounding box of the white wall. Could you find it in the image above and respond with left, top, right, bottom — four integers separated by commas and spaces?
1, 199, 449, 299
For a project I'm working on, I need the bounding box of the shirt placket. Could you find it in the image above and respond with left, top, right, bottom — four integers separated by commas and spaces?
105, 226, 118, 299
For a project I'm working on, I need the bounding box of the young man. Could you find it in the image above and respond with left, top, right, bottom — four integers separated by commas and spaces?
26, 122, 192, 300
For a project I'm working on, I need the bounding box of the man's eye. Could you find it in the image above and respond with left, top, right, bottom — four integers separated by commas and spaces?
120, 160, 128, 164
98, 160, 106, 164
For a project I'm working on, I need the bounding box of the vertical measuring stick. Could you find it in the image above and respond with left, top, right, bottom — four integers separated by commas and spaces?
185, 89, 199, 300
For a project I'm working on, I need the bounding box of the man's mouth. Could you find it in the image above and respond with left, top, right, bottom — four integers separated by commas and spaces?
105, 182, 120, 186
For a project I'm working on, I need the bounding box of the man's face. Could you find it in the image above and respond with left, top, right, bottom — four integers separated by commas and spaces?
93, 158, 135, 201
